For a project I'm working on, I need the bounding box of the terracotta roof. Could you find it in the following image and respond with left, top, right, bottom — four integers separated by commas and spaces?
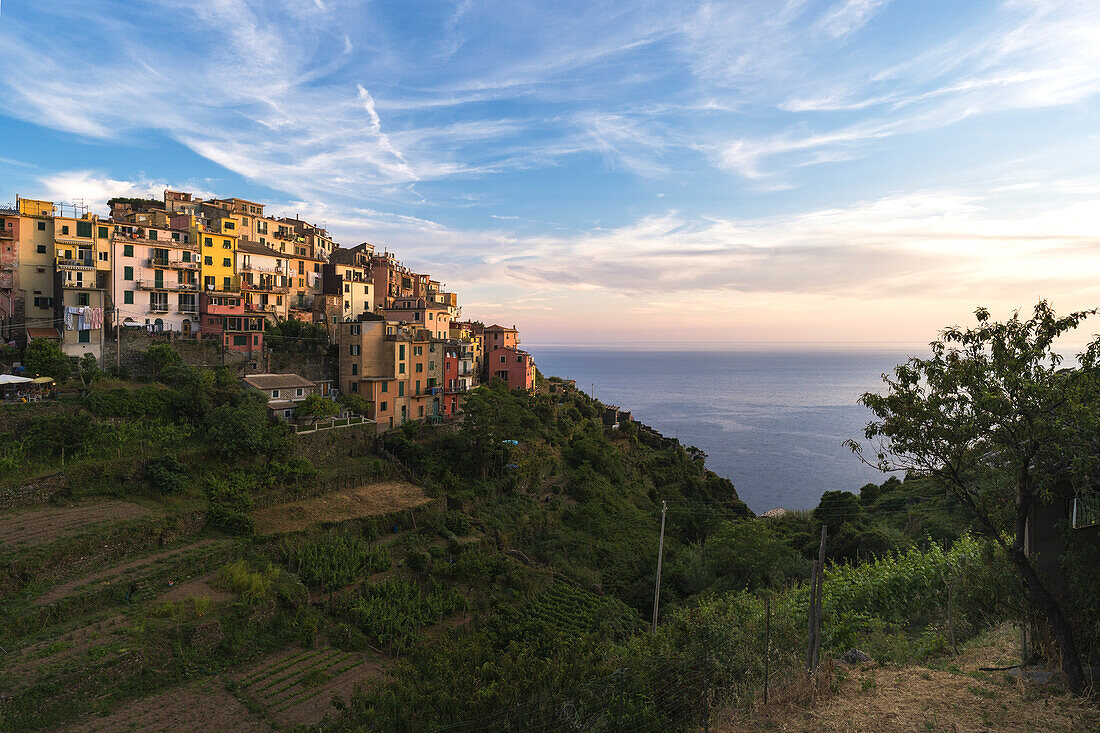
241, 373, 316, 390
237, 239, 284, 257
26, 327, 61, 339
485, 324, 517, 332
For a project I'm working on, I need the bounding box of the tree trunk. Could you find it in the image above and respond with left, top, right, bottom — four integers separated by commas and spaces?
1014, 474, 1085, 695
1008, 545, 1085, 694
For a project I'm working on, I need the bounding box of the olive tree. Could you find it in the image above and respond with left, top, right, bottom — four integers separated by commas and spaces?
848, 302, 1096, 694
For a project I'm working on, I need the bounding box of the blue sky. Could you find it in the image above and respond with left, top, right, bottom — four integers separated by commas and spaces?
2, 0, 1100, 344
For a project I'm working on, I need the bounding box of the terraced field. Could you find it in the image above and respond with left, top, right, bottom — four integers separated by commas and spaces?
67, 679, 271, 733
253, 480, 432, 534
0, 500, 152, 550
35, 539, 233, 604
238, 645, 387, 727
0, 614, 131, 691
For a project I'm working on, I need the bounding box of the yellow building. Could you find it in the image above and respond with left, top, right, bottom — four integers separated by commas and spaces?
191, 214, 239, 294
53, 207, 110, 359
13, 199, 59, 346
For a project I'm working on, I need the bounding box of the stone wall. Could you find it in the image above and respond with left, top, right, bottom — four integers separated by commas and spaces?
0, 472, 68, 509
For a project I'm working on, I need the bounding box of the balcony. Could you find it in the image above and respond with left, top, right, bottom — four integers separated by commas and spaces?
57, 257, 95, 270
245, 302, 278, 313
0, 229, 13, 240
61, 279, 97, 289
136, 279, 199, 291
150, 303, 170, 313
177, 305, 198, 314
148, 257, 171, 268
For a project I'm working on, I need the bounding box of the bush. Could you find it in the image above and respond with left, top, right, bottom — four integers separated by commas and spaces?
442, 510, 473, 536
147, 454, 188, 494
281, 532, 390, 592
215, 559, 280, 602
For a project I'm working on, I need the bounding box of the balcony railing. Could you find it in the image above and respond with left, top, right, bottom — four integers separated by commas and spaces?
177, 305, 198, 314
136, 279, 199, 291
150, 256, 200, 269
148, 257, 171, 268
150, 303, 170, 313
0, 229, 13, 240
57, 257, 95, 269
61, 279, 96, 289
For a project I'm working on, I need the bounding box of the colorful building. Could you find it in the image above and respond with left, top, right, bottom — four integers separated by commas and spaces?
488, 346, 536, 391
110, 220, 199, 334
198, 291, 264, 353
237, 240, 291, 322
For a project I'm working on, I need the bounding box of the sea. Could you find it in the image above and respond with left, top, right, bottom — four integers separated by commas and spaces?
529, 345, 923, 514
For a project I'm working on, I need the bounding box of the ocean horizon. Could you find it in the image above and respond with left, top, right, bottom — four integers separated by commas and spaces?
528, 344, 923, 514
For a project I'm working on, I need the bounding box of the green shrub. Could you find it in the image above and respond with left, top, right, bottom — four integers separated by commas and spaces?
216, 560, 280, 602
147, 454, 188, 494
281, 532, 390, 592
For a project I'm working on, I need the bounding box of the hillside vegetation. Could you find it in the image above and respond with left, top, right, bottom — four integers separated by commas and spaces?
0, 330, 1095, 730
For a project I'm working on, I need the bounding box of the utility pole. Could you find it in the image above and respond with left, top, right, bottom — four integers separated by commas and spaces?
652, 500, 667, 633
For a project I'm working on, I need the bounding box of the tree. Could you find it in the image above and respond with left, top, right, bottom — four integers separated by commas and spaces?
296, 393, 338, 426
145, 342, 182, 381
340, 393, 372, 416
23, 338, 70, 381
74, 353, 99, 387
848, 302, 1096, 694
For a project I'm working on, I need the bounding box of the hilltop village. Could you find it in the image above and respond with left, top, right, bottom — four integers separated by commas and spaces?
0, 192, 537, 426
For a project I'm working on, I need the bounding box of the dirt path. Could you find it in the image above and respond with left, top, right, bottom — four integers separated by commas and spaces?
0, 500, 151, 550
717, 626, 1100, 732
66, 678, 271, 732
254, 480, 432, 534
237, 645, 387, 727
35, 539, 224, 605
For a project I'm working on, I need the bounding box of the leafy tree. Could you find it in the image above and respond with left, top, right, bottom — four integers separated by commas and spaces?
23, 338, 70, 381
296, 393, 339, 426
340, 393, 372, 415
144, 342, 182, 381
74, 353, 99, 387
849, 302, 1097, 694
205, 392, 291, 460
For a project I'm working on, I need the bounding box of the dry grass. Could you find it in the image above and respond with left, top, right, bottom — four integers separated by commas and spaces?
717, 625, 1100, 733
253, 480, 433, 534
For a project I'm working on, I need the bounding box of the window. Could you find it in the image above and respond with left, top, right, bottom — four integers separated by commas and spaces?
182, 251, 191, 263
351, 382, 358, 393
296, 387, 303, 397
76, 221, 92, 237
98, 226, 108, 238
1074, 490, 1100, 529
517, 355, 524, 362
271, 389, 279, 398
349, 344, 360, 355
399, 363, 406, 374
223, 239, 231, 248
148, 230, 157, 241
99, 251, 108, 261
381, 382, 388, 393
124, 290, 134, 304
78, 293, 89, 306
380, 401, 387, 411
172, 232, 180, 242
233, 335, 246, 346
37, 222, 45, 231
124, 244, 134, 257
500, 355, 506, 363
284, 409, 292, 419
204, 256, 212, 265
399, 344, 406, 359
36, 244, 46, 254
364, 285, 369, 294
415, 363, 423, 373
124, 266, 134, 281
220, 258, 229, 267
224, 221, 235, 230
78, 330, 90, 343
223, 276, 231, 290
428, 361, 434, 370
351, 363, 359, 375
205, 237, 212, 246
398, 382, 405, 397
344, 284, 350, 293
62, 225, 70, 235
415, 380, 421, 395
429, 312, 434, 321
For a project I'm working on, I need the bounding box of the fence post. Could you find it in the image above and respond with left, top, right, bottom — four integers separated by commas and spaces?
811, 525, 827, 672
764, 593, 771, 704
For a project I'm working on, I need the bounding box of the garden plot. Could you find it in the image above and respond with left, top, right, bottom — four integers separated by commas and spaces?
34, 538, 230, 605
238, 645, 387, 727
0, 500, 151, 550
0, 614, 131, 691
254, 480, 432, 534
67, 678, 270, 733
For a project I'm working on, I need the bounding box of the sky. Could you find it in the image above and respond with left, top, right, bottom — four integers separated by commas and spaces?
1, 0, 1100, 346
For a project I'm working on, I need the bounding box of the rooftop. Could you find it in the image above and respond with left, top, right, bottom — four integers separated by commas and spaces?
241, 373, 316, 390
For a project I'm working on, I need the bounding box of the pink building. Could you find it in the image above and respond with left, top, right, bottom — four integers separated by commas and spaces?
488, 346, 535, 391
199, 292, 264, 353
484, 324, 520, 351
